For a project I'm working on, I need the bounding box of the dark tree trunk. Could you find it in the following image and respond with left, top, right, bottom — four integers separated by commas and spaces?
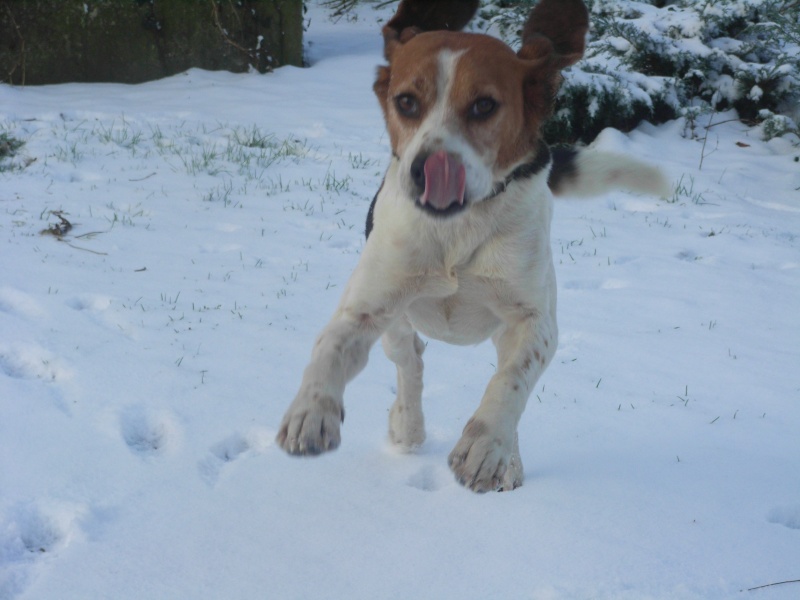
0, 0, 304, 85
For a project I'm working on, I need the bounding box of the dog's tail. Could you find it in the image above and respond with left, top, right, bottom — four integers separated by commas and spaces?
548, 147, 671, 199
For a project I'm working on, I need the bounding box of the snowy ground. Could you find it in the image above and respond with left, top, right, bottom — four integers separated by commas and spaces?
1, 3, 799, 599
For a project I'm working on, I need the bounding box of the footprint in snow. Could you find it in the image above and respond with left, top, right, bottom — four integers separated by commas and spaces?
767, 504, 800, 530
199, 430, 273, 487
66, 294, 138, 337
676, 249, 699, 262
4, 503, 79, 553
120, 406, 179, 457
0, 287, 46, 319
199, 434, 250, 486
211, 433, 251, 463
0, 343, 71, 382
0, 501, 85, 599
66, 294, 112, 313
406, 465, 449, 492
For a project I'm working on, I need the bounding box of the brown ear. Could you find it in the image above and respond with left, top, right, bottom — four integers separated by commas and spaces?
381, 0, 480, 60
518, 0, 589, 68
517, 0, 588, 126
373, 65, 391, 119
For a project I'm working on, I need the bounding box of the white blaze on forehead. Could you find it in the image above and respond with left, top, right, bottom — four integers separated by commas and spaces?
400, 48, 465, 154
417, 49, 465, 137
436, 49, 466, 112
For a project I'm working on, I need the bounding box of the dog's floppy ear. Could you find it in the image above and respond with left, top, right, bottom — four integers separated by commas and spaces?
517, 0, 588, 126
381, 0, 479, 60
518, 0, 589, 67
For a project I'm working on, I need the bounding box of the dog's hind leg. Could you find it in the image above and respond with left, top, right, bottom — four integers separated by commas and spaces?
382, 317, 426, 451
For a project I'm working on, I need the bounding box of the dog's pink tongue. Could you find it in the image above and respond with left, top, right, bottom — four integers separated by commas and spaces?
420, 151, 466, 210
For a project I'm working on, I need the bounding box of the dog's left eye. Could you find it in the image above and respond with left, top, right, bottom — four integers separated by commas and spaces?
469, 97, 498, 120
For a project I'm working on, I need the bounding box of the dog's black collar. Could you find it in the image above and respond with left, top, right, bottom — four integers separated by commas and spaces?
487, 141, 551, 200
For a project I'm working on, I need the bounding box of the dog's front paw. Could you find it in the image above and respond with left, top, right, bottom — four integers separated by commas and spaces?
276, 393, 344, 456
448, 418, 523, 493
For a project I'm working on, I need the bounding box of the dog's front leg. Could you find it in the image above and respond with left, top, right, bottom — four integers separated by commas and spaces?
275, 228, 426, 457
448, 307, 557, 492
276, 308, 382, 456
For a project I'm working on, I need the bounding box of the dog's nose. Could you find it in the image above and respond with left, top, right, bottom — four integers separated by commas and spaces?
410, 153, 428, 195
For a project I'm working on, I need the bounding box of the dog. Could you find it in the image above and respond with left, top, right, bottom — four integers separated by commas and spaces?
276, 0, 669, 492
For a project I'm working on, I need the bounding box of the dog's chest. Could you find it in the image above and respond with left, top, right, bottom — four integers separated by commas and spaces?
369, 169, 554, 344
404, 237, 531, 344
405, 274, 503, 345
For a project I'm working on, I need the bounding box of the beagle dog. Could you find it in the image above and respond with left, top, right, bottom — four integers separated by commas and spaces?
276, 0, 668, 492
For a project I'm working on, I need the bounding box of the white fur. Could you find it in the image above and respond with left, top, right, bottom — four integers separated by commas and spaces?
276, 44, 667, 493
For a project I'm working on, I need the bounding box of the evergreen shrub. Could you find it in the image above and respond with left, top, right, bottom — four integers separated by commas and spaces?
477, 0, 799, 143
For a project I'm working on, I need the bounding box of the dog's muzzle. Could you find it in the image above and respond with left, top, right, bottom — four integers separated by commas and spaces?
411, 150, 467, 217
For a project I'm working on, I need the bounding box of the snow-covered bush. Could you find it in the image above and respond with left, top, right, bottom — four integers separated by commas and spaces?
478, 0, 800, 144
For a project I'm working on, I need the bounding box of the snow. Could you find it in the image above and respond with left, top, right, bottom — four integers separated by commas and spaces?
2, 3, 799, 599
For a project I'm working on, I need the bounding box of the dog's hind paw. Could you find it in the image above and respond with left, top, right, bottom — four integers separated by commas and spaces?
448, 418, 523, 492
276, 394, 344, 456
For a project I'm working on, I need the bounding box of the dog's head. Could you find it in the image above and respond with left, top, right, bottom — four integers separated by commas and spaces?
374, 0, 588, 216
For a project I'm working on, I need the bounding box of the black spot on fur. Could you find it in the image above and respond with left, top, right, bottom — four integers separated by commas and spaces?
547, 146, 578, 194
365, 180, 383, 239
489, 141, 551, 199
506, 142, 551, 186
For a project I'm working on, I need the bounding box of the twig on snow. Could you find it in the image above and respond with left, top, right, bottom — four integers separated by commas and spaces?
743, 579, 800, 592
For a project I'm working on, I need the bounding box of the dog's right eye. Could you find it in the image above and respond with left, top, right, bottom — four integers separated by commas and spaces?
395, 94, 421, 119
